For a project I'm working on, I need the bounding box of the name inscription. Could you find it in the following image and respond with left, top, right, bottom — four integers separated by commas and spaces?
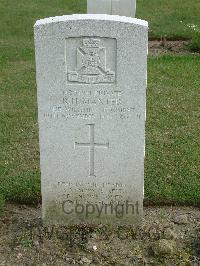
43, 89, 140, 120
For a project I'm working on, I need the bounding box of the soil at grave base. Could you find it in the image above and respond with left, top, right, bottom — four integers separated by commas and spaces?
148, 40, 198, 56
0, 204, 199, 266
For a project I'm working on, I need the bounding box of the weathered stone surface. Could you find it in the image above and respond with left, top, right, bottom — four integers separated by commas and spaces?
172, 214, 188, 225
34, 14, 148, 225
87, 0, 136, 18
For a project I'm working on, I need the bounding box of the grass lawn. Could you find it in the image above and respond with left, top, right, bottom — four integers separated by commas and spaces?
137, 0, 200, 40
146, 55, 200, 205
0, 0, 199, 208
0, 0, 199, 40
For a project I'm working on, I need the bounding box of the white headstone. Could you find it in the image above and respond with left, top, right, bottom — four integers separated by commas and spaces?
87, 0, 136, 18
34, 14, 148, 225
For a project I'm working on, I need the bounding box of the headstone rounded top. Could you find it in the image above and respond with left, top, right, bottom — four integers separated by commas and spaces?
34, 14, 148, 28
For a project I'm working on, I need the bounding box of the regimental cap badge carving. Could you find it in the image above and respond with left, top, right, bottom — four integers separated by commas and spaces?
68, 38, 116, 84
83, 38, 100, 47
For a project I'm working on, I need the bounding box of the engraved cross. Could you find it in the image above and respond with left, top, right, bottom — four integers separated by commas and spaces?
75, 124, 109, 177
